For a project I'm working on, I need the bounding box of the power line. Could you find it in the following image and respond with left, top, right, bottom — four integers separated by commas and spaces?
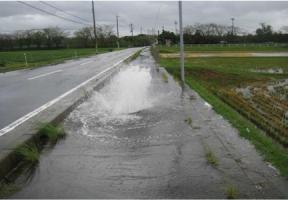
39, 1, 91, 24
18, 1, 90, 26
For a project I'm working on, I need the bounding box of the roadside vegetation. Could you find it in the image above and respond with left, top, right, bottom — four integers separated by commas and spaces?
125, 49, 142, 63
184, 116, 193, 126
151, 46, 288, 176
38, 123, 66, 143
161, 72, 168, 83
205, 150, 219, 167
16, 143, 40, 163
0, 183, 19, 198
225, 185, 239, 199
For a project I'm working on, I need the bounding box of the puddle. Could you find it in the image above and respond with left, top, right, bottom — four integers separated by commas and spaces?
251, 68, 285, 74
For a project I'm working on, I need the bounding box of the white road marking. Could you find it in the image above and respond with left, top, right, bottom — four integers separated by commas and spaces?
0, 51, 136, 137
28, 70, 63, 80
80, 61, 93, 66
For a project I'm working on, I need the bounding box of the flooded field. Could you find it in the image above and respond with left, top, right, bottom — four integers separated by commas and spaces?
160, 52, 288, 58
10, 49, 288, 198
220, 79, 288, 146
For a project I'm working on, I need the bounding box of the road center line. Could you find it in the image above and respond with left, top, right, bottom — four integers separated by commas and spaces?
0, 51, 137, 137
28, 70, 63, 80
80, 61, 93, 66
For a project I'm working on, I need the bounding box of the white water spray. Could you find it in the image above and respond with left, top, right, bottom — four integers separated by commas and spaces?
102, 65, 152, 114
68, 64, 155, 136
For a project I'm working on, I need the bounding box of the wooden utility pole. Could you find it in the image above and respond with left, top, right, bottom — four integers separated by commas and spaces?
178, 1, 184, 82
116, 15, 120, 48
92, 0, 98, 52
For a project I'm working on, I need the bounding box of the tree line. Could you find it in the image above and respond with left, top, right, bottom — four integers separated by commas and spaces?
158, 23, 288, 45
1, 23, 288, 51
0, 25, 156, 51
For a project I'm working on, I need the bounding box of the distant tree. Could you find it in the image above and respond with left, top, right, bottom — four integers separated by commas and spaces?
158, 30, 177, 45
43, 27, 66, 48
256, 23, 273, 36
31, 31, 45, 48
74, 27, 93, 48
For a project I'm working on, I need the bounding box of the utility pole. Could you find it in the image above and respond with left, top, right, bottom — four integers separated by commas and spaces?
140, 26, 143, 34
130, 23, 134, 47
130, 23, 134, 37
178, 1, 185, 82
162, 25, 164, 32
174, 21, 178, 34
91, 0, 97, 52
231, 17, 235, 36
116, 15, 120, 48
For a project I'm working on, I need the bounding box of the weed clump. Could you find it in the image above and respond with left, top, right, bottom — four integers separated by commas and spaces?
206, 150, 219, 167
0, 183, 19, 198
225, 185, 238, 199
38, 123, 65, 142
162, 72, 168, 83
185, 117, 192, 125
16, 143, 40, 163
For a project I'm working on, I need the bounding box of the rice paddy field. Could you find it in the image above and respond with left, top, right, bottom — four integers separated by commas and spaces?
153, 45, 288, 176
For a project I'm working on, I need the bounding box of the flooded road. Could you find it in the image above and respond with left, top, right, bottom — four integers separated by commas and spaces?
12, 49, 288, 198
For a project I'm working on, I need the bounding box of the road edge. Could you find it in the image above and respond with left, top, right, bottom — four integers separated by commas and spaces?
0, 48, 143, 181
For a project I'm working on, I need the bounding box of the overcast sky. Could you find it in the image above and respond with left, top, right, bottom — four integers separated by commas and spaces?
0, 1, 287, 36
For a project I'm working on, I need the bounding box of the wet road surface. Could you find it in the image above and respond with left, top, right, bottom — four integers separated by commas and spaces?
0, 48, 140, 131
11, 49, 288, 198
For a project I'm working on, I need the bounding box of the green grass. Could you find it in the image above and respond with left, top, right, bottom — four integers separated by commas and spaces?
185, 116, 193, 125
159, 43, 288, 53
0, 48, 123, 72
0, 183, 19, 198
205, 150, 219, 167
160, 57, 288, 77
16, 143, 40, 163
128, 49, 142, 61
38, 123, 65, 142
161, 72, 168, 83
155, 47, 288, 177
225, 185, 239, 199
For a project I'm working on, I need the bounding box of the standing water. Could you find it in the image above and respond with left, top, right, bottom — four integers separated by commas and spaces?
11, 49, 288, 199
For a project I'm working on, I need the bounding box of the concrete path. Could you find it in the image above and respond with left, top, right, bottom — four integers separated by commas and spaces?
11, 49, 288, 198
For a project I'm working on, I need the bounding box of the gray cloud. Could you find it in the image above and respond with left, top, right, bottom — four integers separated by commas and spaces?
0, 1, 287, 35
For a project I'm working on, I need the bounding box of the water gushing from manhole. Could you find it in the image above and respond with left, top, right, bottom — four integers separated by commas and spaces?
68, 64, 155, 137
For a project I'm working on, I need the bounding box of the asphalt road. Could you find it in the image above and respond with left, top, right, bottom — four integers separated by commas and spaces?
0, 48, 140, 132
